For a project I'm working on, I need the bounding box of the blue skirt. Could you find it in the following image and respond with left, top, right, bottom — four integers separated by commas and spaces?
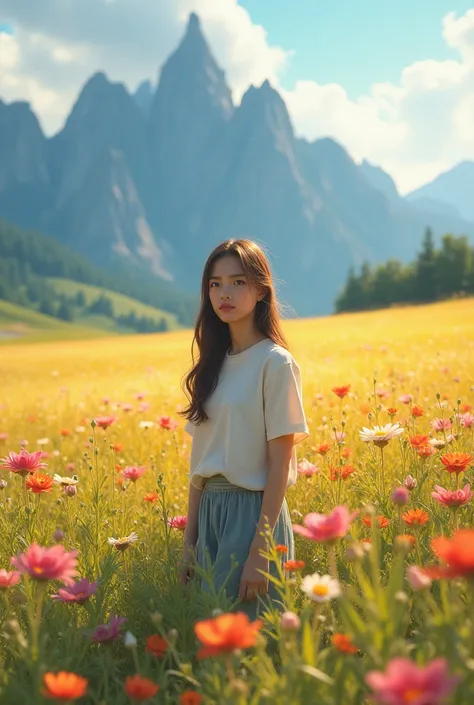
196, 474, 294, 619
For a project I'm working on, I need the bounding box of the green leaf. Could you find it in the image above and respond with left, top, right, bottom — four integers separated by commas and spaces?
301, 619, 316, 667
297, 664, 333, 685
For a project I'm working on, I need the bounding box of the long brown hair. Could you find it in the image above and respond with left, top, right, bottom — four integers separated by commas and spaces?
180, 239, 289, 425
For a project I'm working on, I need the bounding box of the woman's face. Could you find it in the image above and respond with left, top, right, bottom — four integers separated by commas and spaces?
208, 254, 263, 322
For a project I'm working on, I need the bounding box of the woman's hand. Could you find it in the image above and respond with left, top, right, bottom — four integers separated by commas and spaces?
238, 550, 269, 601
178, 544, 196, 586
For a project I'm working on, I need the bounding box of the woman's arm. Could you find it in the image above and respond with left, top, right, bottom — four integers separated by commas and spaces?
250, 434, 295, 554
183, 482, 203, 549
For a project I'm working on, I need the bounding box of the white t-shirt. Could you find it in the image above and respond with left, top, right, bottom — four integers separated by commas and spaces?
184, 338, 310, 491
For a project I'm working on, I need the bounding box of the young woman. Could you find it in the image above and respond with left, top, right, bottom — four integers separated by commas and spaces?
178, 238, 309, 617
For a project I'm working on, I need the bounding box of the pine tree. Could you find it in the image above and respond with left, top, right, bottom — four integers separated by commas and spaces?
414, 227, 437, 302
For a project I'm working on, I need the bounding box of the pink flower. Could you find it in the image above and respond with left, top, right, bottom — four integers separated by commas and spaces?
431, 484, 472, 507
280, 611, 300, 631
0, 570, 21, 589
11, 543, 78, 585
460, 413, 474, 429
167, 515, 187, 530
51, 578, 98, 604
121, 466, 146, 482
334, 431, 346, 444
398, 394, 413, 404
366, 657, 459, 705
391, 487, 409, 506
407, 566, 432, 591
92, 615, 127, 643
0, 449, 47, 477
94, 415, 116, 429
297, 459, 319, 476
431, 418, 452, 432
404, 475, 417, 491
158, 415, 179, 430
293, 506, 356, 543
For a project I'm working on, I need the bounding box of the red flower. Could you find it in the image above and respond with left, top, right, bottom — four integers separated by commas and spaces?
329, 464, 356, 481
362, 515, 390, 529
145, 634, 168, 657
409, 435, 430, 448
42, 671, 88, 701
440, 452, 473, 475
313, 443, 332, 456
124, 675, 159, 701
167, 515, 187, 530
157, 415, 179, 430
411, 405, 424, 417
332, 633, 358, 654
94, 415, 116, 429
143, 492, 158, 503
275, 544, 288, 554
386, 408, 398, 417
332, 385, 351, 398
26, 472, 54, 494
180, 692, 203, 705
283, 559, 305, 571
194, 612, 262, 659
430, 529, 474, 578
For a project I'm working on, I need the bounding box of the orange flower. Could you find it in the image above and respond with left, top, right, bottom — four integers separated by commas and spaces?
124, 675, 159, 701
402, 509, 429, 526
360, 403, 372, 414
284, 559, 305, 572
329, 464, 356, 481
313, 443, 332, 456
145, 634, 168, 657
26, 472, 54, 494
396, 534, 416, 548
113, 443, 124, 452
332, 385, 351, 398
60, 429, 72, 437
42, 671, 88, 701
362, 515, 390, 529
194, 612, 262, 659
275, 544, 288, 554
416, 444, 435, 458
332, 633, 358, 654
143, 492, 159, 503
411, 405, 424, 417
341, 448, 352, 459
460, 404, 472, 413
180, 692, 203, 705
386, 408, 398, 417
409, 435, 430, 448
440, 452, 473, 475
431, 529, 474, 578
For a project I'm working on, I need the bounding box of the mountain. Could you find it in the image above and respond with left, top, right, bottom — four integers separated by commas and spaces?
406, 161, 474, 223
0, 13, 473, 317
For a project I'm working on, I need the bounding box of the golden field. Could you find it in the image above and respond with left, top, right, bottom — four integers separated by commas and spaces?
0, 297, 473, 704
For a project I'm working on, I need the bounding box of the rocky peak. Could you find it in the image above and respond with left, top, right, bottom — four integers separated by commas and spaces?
133, 79, 154, 118
0, 100, 49, 190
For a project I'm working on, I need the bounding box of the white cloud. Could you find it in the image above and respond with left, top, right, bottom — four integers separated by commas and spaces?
0, 3, 473, 193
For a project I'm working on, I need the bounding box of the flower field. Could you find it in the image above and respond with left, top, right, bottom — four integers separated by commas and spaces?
0, 297, 473, 704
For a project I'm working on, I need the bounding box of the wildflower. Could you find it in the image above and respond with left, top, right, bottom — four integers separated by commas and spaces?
53, 474, 79, 487
194, 612, 263, 659
53, 528, 65, 542
280, 611, 300, 631
60, 429, 72, 437
404, 475, 417, 491
293, 506, 356, 543
429, 438, 446, 450
275, 544, 288, 554
180, 691, 203, 705
432, 484, 471, 508
167, 516, 187, 530
36, 438, 50, 446
51, 578, 98, 604
0, 479, 6, 490
334, 431, 346, 444
386, 408, 398, 417
124, 631, 138, 649
124, 675, 159, 701
146, 634, 168, 657
359, 423, 404, 448
329, 464, 356, 481
430, 529, 474, 578
402, 509, 429, 526
431, 418, 452, 432
24, 472, 53, 494
416, 444, 435, 458
376, 389, 389, 399
407, 566, 432, 591
0, 449, 47, 477
143, 492, 158, 503
64, 485, 77, 498
362, 515, 390, 529
112, 442, 124, 452
108, 532, 139, 551
42, 672, 88, 702
0, 570, 21, 589
301, 573, 341, 602
283, 559, 305, 572
94, 415, 116, 428
11, 544, 78, 585
158, 415, 179, 430
395, 535, 416, 551
411, 405, 424, 417
391, 487, 409, 506
313, 443, 331, 456
138, 421, 154, 429
121, 466, 146, 482
92, 615, 127, 643
332, 385, 350, 398
398, 394, 413, 404
440, 452, 472, 475
460, 412, 474, 428
297, 458, 319, 476
332, 633, 358, 654
365, 657, 459, 705
409, 434, 430, 448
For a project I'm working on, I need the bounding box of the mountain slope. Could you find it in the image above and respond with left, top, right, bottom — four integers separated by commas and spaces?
406, 161, 474, 223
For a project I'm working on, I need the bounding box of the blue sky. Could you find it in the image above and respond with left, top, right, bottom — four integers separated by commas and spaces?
239, 0, 473, 97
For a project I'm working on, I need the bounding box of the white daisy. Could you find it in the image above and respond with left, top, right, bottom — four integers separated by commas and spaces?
429, 438, 446, 449
108, 532, 139, 551
54, 474, 79, 486
138, 421, 154, 429
359, 423, 404, 448
301, 573, 341, 603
